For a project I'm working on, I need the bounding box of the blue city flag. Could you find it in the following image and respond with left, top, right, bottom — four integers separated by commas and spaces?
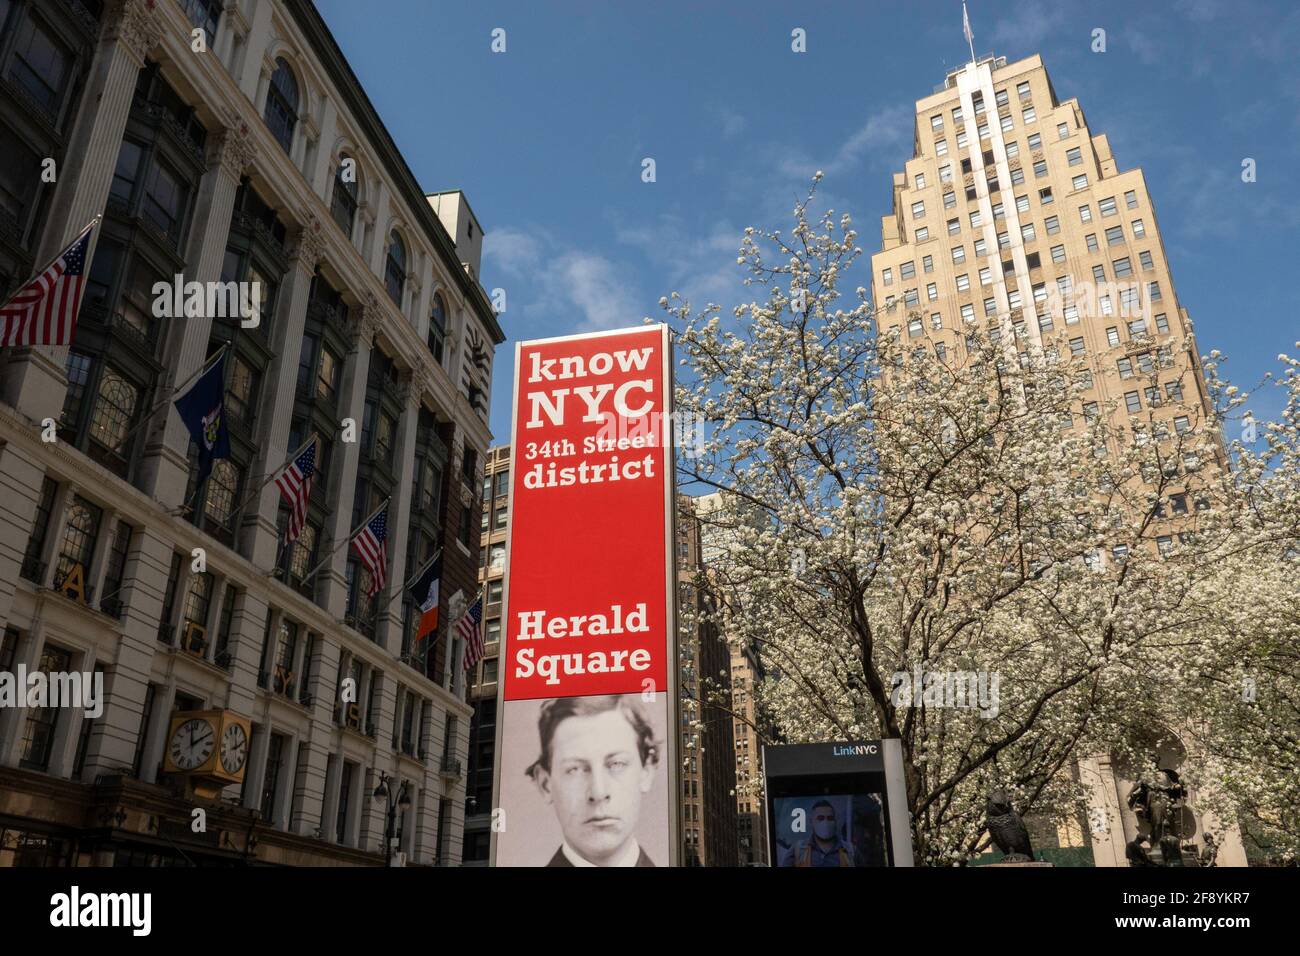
173, 350, 231, 483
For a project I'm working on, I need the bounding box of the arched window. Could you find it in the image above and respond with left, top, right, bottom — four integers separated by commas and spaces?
89, 367, 138, 451
203, 459, 240, 528
428, 293, 446, 362
330, 155, 358, 236
385, 231, 406, 306
264, 57, 299, 155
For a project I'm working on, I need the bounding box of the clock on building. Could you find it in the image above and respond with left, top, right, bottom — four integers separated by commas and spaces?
163, 710, 253, 790
220, 722, 248, 774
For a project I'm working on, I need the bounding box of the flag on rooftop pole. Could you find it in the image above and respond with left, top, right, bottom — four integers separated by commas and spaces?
0, 218, 96, 347
963, 1, 976, 63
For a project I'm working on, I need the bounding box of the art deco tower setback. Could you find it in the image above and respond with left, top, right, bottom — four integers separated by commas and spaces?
870, 52, 1246, 867
871, 53, 1213, 466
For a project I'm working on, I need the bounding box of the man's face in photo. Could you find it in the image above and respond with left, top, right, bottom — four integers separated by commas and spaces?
813, 804, 838, 843
535, 707, 655, 864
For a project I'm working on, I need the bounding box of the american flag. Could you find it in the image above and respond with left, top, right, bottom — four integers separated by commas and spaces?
350, 501, 389, 597
0, 220, 95, 347
459, 595, 485, 670
274, 436, 317, 543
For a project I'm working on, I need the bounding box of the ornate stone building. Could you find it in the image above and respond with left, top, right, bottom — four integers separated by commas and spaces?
0, 0, 503, 865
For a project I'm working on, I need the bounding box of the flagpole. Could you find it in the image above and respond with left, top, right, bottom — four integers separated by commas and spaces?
0, 217, 100, 315
299, 495, 390, 587
401, 546, 445, 594
392, 545, 448, 668
110, 341, 229, 453
379, 545, 445, 616
963, 1, 977, 65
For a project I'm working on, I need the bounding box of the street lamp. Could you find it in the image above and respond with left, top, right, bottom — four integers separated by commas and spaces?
372, 771, 411, 865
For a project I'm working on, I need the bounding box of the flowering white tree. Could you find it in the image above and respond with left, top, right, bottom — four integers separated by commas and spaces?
1170, 351, 1300, 862
662, 177, 1286, 864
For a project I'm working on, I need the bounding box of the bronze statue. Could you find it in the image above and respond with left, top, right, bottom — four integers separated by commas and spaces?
1126, 765, 1188, 866
986, 788, 1035, 863
1198, 833, 1219, 868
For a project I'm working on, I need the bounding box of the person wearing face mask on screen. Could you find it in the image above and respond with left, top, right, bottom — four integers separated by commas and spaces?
780, 799, 863, 867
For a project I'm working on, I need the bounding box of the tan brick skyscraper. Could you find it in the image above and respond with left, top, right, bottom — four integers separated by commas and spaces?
869, 53, 1246, 866
872, 53, 1214, 475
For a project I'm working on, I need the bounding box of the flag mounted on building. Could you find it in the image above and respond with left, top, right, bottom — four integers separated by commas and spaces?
173, 347, 231, 484
0, 218, 96, 347
408, 552, 442, 645
274, 435, 318, 542
351, 500, 389, 597
459, 594, 484, 671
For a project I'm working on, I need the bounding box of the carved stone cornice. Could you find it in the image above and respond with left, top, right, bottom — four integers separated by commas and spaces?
352, 293, 382, 349
400, 361, 434, 412
107, 0, 163, 67
210, 116, 257, 180
395, 372, 417, 413
289, 216, 326, 273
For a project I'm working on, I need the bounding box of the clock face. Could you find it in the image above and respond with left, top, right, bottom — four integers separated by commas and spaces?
169, 718, 215, 771
221, 723, 248, 774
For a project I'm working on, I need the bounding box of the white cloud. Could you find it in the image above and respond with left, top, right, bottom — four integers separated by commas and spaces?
987, 3, 1068, 53
555, 251, 645, 331
482, 226, 543, 278
615, 214, 744, 309
778, 105, 912, 180
482, 225, 645, 333
716, 106, 747, 139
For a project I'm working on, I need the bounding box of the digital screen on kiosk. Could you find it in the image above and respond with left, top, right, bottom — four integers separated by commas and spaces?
767, 777, 894, 867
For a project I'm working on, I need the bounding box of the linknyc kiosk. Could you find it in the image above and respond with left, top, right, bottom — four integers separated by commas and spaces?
762, 740, 914, 867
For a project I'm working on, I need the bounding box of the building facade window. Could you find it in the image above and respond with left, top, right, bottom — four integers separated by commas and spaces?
385, 231, 406, 306
265, 58, 299, 154
330, 156, 358, 236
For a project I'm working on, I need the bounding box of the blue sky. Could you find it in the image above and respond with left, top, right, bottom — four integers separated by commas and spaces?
316, 0, 1300, 444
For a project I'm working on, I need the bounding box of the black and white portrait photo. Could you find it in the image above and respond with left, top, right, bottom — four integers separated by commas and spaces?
496, 693, 670, 867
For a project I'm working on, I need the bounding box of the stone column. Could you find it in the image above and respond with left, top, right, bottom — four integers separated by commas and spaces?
222, 589, 269, 714
271, 731, 299, 829
320, 752, 342, 841
137, 120, 255, 508
1080, 754, 1128, 867
246, 218, 324, 571
345, 761, 364, 847
48, 646, 98, 779
242, 722, 271, 812
0, 441, 50, 630
5, 0, 161, 421
203, 573, 227, 663
88, 508, 119, 609
311, 100, 339, 197
320, 299, 379, 617
137, 678, 176, 784
236, 2, 273, 102
292, 739, 331, 838
0, 623, 44, 766
415, 783, 437, 864
40, 482, 79, 589
367, 182, 391, 274
377, 367, 426, 655
82, 526, 173, 780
